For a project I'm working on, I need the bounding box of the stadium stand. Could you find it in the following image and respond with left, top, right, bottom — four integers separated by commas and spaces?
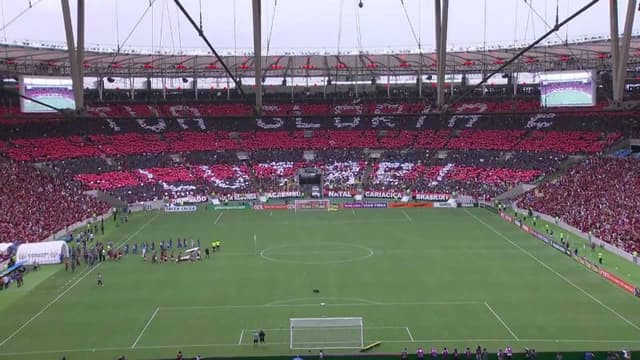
0, 158, 109, 243
0, 99, 635, 241
519, 157, 640, 254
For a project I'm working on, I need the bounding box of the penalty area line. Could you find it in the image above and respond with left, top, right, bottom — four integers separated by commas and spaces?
401, 210, 413, 222
131, 307, 160, 348
405, 327, 415, 342
214, 212, 223, 225
484, 302, 519, 341
0, 213, 160, 349
253, 234, 258, 255
238, 329, 244, 345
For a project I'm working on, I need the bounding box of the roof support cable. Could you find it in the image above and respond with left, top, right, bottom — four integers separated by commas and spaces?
108, 1, 158, 68
0, 0, 45, 34
523, 0, 587, 71
173, 0, 247, 101
450, 0, 600, 105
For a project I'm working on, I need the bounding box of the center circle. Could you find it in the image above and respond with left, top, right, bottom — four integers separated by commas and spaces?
259, 242, 374, 264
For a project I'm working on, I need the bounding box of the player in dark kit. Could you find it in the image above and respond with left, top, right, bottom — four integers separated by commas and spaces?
259, 329, 265, 343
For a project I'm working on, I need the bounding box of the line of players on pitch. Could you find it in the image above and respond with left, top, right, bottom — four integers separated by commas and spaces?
121, 238, 222, 263
402, 346, 518, 360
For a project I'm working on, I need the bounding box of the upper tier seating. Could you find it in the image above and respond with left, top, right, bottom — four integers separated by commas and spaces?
0, 130, 616, 162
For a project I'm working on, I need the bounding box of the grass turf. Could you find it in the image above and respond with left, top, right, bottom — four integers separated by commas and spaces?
0, 207, 639, 360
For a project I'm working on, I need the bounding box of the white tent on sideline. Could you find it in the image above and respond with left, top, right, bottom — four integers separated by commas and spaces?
0, 243, 13, 254
16, 241, 69, 265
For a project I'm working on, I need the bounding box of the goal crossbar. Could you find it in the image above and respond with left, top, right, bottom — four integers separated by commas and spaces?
293, 199, 330, 212
290, 317, 363, 350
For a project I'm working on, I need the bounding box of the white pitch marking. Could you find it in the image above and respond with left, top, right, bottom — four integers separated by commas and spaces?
0, 213, 160, 348
160, 300, 483, 310
253, 234, 258, 255
237, 329, 244, 345
405, 327, 415, 342
131, 307, 160, 348
214, 212, 223, 224
266, 296, 380, 306
401, 209, 413, 222
484, 302, 519, 341
465, 209, 640, 333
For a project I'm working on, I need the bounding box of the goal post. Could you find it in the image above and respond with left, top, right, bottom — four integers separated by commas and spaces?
289, 317, 364, 350
293, 199, 331, 212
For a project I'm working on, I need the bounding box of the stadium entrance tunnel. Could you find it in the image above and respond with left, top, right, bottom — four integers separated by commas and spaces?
259, 242, 374, 264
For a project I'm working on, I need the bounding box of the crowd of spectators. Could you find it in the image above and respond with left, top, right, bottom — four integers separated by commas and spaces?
0, 158, 109, 243
62, 147, 557, 203
519, 157, 640, 253
1, 129, 616, 163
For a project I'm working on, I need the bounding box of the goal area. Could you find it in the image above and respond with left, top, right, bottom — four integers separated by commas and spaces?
289, 317, 364, 350
294, 199, 330, 212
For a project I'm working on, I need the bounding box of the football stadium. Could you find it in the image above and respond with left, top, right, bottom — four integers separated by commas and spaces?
0, 1, 640, 360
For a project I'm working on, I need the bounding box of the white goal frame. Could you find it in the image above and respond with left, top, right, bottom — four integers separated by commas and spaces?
289, 317, 364, 350
293, 199, 331, 212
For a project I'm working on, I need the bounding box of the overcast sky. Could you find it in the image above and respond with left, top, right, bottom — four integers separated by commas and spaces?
0, 0, 637, 54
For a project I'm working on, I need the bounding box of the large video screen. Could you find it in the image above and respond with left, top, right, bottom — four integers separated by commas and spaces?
20, 76, 76, 113
540, 71, 595, 107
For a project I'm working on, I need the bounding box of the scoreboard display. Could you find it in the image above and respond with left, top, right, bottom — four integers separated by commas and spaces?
20, 76, 76, 113
540, 71, 595, 107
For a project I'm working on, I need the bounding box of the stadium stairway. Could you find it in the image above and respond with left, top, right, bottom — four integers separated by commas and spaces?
525, 155, 585, 188
87, 190, 127, 208
360, 161, 375, 187
101, 155, 116, 166
169, 153, 184, 163
33, 162, 57, 176
493, 183, 537, 202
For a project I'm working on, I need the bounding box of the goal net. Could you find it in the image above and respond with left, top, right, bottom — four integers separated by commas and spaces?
294, 199, 330, 212
289, 317, 364, 350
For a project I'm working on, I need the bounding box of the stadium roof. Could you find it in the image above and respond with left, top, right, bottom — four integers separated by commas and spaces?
1, 35, 638, 78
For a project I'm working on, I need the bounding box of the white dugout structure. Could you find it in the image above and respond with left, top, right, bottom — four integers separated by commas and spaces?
15, 241, 69, 265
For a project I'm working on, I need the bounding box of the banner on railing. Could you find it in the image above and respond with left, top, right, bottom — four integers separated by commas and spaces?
364, 191, 403, 199
414, 193, 450, 201
231, 193, 257, 201
326, 191, 354, 198
263, 191, 301, 199
169, 195, 208, 205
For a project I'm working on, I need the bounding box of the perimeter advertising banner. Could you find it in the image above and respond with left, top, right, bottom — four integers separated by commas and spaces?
164, 205, 197, 212
342, 202, 388, 209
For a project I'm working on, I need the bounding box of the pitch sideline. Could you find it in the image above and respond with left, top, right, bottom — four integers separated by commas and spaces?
464, 209, 640, 333
0, 212, 161, 348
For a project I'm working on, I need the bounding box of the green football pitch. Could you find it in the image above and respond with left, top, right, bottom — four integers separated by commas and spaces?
0, 207, 639, 360
24, 96, 75, 112
542, 90, 592, 107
